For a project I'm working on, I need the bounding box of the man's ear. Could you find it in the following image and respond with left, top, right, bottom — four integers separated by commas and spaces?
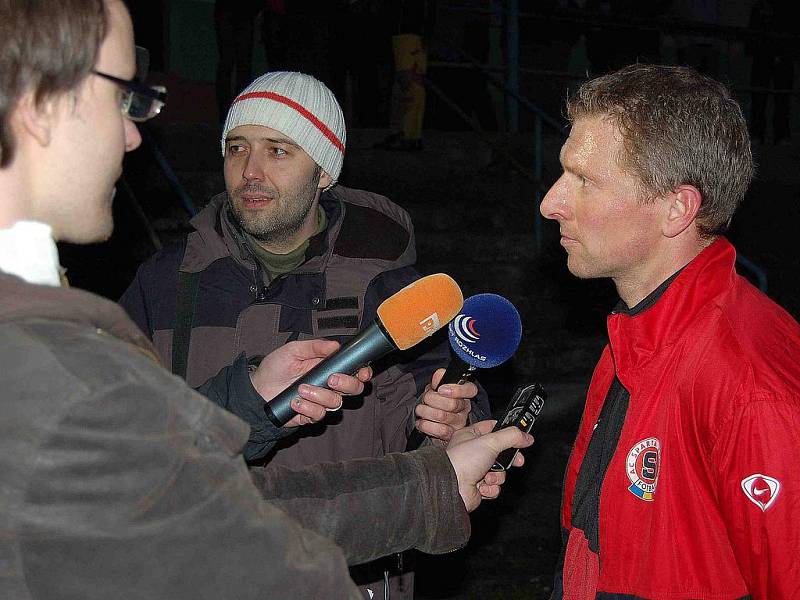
14, 91, 59, 148
662, 184, 702, 238
318, 170, 333, 190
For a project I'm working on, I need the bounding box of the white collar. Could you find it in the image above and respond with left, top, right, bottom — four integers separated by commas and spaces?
0, 220, 62, 287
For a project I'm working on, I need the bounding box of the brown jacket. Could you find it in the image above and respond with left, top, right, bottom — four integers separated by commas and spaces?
120, 186, 466, 466
0, 271, 470, 599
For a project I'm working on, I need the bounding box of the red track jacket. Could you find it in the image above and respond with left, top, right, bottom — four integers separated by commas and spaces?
556, 238, 800, 599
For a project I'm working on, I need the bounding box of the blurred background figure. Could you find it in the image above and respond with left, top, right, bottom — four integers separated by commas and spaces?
214, 0, 262, 121
584, 0, 616, 76
584, 0, 668, 76
748, 0, 797, 145
672, 0, 721, 77
260, 0, 335, 82
329, 0, 394, 128
376, 0, 436, 151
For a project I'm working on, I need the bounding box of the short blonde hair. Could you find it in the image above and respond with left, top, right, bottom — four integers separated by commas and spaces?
568, 64, 754, 237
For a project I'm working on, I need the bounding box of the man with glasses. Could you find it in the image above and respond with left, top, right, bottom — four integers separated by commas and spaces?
0, 1, 533, 597
92, 54, 167, 123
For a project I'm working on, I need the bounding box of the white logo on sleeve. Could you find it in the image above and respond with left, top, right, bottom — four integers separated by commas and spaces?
740, 474, 781, 512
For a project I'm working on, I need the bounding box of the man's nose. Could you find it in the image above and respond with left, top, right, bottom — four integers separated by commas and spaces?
540, 176, 569, 221
125, 119, 142, 152
243, 153, 266, 181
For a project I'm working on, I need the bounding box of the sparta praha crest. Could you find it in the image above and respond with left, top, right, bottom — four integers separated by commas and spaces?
626, 437, 661, 501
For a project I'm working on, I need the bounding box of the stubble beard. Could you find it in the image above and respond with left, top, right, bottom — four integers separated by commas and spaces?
230, 169, 321, 247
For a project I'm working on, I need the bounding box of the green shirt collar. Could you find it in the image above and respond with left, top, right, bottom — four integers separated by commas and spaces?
244, 205, 327, 278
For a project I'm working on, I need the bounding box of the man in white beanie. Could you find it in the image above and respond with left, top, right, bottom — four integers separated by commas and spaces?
120, 71, 489, 599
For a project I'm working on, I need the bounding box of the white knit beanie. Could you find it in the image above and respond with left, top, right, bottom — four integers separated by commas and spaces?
221, 72, 346, 183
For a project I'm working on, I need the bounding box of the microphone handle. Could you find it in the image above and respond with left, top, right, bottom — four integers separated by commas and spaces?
264, 321, 396, 427
436, 355, 478, 390
406, 356, 479, 451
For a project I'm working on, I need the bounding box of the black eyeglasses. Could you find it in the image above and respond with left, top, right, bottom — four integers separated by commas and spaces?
91, 70, 167, 122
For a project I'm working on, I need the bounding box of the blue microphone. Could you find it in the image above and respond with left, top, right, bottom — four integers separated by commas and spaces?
407, 294, 522, 450
437, 293, 523, 389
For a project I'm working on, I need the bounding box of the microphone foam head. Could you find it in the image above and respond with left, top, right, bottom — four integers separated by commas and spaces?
377, 273, 463, 350
448, 293, 522, 368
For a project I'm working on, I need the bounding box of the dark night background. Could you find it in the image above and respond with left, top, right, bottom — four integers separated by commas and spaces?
59, 2, 800, 597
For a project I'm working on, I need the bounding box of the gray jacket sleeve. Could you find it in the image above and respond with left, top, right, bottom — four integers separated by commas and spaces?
14, 330, 468, 599
16, 372, 362, 598
250, 445, 471, 566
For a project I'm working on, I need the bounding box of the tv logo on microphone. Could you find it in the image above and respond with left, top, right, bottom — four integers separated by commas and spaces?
449, 314, 487, 361
419, 313, 441, 336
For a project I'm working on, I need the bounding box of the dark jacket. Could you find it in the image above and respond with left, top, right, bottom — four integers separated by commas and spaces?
0, 270, 471, 599
120, 185, 487, 465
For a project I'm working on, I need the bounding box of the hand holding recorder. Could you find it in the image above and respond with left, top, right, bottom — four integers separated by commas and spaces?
446, 420, 534, 511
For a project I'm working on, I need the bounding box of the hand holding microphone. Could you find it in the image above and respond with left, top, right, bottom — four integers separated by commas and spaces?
440, 293, 523, 387
414, 371, 477, 445
411, 294, 523, 446
263, 273, 464, 427
250, 339, 373, 427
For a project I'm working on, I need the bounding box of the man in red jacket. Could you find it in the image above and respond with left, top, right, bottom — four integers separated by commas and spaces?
541, 64, 800, 599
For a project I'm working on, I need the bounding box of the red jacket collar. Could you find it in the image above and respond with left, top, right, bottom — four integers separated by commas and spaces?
606, 237, 737, 383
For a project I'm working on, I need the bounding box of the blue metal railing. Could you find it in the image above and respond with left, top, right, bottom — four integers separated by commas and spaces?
505, 0, 519, 134
118, 125, 198, 253
431, 39, 564, 252
435, 2, 769, 290
140, 126, 198, 218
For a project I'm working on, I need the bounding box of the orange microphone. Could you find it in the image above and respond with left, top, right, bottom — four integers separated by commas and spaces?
264, 274, 463, 426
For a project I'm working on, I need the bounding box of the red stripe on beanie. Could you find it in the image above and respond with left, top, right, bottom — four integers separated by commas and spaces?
232, 91, 344, 153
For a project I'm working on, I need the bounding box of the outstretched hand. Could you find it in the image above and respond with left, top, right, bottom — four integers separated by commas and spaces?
445, 420, 533, 512
250, 339, 372, 428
